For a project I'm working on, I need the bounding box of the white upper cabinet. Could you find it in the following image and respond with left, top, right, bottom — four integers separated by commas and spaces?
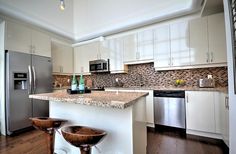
99, 41, 110, 60
189, 13, 227, 66
31, 29, 51, 57
154, 25, 171, 68
154, 21, 190, 69
74, 42, 97, 75
123, 30, 154, 63
5, 21, 31, 54
105, 38, 128, 73
137, 29, 154, 61
5, 20, 51, 57
170, 21, 190, 67
123, 34, 138, 62
207, 13, 227, 64
51, 41, 73, 74
189, 17, 209, 65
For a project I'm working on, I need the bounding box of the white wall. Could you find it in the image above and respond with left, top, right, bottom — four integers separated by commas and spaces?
0, 20, 6, 135
0, 0, 74, 40
223, 0, 236, 153
73, 0, 202, 41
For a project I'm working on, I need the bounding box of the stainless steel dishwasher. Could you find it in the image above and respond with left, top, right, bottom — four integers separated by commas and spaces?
154, 90, 186, 129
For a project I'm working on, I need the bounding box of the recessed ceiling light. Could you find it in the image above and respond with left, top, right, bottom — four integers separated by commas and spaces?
60, 0, 65, 11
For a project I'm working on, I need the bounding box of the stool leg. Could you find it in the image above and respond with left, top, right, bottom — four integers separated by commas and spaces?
46, 130, 55, 154
79, 147, 91, 154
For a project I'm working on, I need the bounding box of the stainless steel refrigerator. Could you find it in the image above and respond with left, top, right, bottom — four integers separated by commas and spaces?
5, 50, 52, 135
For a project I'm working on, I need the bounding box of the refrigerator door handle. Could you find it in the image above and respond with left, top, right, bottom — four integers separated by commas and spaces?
32, 66, 36, 94
28, 65, 32, 94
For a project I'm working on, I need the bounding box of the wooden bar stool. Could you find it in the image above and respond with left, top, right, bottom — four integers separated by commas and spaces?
61, 126, 107, 154
30, 117, 67, 154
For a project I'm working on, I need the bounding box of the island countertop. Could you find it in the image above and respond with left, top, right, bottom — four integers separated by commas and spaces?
29, 91, 148, 109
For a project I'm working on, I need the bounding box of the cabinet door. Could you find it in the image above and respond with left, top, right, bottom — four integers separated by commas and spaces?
208, 13, 227, 64
31, 29, 51, 57
186, 91, 215, 133
189, 17, 209, 65
137, 30, 154, 60
135, 90, 154, 126
170, 21, 190, 67
51, 42, 61, 73
220, 93, 229, 147
74, 43, 97, 74
154, 25, 171, 68
52, 41, 73, 74
99, 41, 109, 60
5, 21, 31, 53
107, 38, 127, 73
123, 34, 138, 62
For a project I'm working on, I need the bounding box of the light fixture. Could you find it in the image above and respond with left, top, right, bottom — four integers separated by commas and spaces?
60, 0, 65, 11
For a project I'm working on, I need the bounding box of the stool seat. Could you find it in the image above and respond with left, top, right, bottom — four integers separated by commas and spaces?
30, 117, 67, 133
30, 117, 67, 154
61, 126, 106, 154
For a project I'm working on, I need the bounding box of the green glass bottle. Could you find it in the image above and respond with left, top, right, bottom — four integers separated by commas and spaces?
71, 74, 77, 91
79, 74, 85, 91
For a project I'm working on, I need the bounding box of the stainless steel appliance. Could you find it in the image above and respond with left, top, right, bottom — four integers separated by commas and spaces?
5, 50, 52, 135
199, 78, 215, 88
89, 59, 109, 73
154, 90, 186, 129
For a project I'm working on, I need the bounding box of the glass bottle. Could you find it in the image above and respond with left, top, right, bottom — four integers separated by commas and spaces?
79, 74, 85, 91
71, 74, 77, 91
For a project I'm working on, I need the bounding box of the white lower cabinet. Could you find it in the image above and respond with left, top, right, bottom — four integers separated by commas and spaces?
105, 89, 154, 127
186, 91, 229, 141
135, 90, 154, 127
186, 91, 216, 133
220, 93, 229, 147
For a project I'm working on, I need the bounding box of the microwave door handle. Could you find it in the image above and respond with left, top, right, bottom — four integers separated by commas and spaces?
28, 65, 32, 94
32, 66, 36, 94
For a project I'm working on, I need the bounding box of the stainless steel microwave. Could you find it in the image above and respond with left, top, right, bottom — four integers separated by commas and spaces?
89, 59, 110, 73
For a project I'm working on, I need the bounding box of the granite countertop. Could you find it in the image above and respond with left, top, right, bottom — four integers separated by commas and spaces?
29, 91, 148, 109
105, 86, 228, 93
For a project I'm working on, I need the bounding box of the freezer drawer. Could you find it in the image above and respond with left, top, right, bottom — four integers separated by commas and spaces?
154, 92, 186, 129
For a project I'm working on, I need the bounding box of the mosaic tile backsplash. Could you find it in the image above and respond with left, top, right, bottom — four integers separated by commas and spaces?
53, 63, 228, 88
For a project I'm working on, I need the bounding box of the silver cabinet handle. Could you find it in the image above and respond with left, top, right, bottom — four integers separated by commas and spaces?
168, 58, 171, 66
28, 65, 32, 94
225, 96, 229, 109
206, 52, 209, 63
210, 52, 213, 63
60, 66, 63, 73
32, 66, 36, 94
171, 57, 174, 66
136, 52, 140, 60
186, 93, 189, 103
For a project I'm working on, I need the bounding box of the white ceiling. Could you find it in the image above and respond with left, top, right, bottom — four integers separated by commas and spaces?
0, 0, 74, 40
0, 0, 204, 42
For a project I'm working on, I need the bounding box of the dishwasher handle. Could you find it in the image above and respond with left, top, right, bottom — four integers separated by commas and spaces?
154, 90, 185, 98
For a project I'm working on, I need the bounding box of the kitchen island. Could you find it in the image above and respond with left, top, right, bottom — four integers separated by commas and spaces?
29, 91, 148, 154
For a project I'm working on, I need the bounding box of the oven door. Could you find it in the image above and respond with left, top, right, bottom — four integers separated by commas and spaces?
89, 64, 97, 72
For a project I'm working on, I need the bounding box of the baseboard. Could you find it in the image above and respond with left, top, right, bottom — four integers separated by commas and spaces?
187, 129, 222, 139
147, 126, 155, 132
